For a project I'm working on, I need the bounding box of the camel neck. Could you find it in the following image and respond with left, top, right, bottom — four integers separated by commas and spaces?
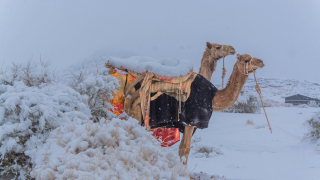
198, 51, 220, 81
211, 62, 249, 111
223, 62, 249, 92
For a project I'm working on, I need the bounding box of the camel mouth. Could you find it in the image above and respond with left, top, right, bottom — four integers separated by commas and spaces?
257, 62, 265, 68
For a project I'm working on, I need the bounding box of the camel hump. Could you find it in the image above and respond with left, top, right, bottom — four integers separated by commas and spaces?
107, 56, 193, 78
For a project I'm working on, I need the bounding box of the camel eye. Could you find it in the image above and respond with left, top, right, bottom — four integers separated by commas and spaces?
216, 46, 221, 50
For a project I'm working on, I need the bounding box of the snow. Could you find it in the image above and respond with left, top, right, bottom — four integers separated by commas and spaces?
183, 107, 320, 180
1, 58, 320, 180
108, 56, 193, 77
216, 77, 320, 104
30, 118, 188, 180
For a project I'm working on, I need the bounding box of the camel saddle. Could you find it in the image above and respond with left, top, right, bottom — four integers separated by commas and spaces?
106, 62, 197, 147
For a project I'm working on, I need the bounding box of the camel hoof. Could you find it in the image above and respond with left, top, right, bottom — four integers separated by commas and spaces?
181, 156, 188, 166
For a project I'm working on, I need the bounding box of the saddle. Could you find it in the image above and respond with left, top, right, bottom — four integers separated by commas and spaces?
106, 59, 196, 147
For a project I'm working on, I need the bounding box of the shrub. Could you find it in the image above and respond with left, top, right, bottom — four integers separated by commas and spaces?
194, 146, 214, 158
65, 64, 119, 120
246, 119, 254, 126
190, 135, 222, 158
1, 59, 188, 180
305, 112, 320, 145
0, 61, 91, 179
190, 172, 228, 180
308, 100, 319, 107
263, 100, 292, 107
223, 95, 260, 113
297, 104, 308, 108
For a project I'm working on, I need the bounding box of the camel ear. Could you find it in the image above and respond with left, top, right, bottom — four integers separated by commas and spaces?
206, 42, 212, 49
236, 54, 241, 60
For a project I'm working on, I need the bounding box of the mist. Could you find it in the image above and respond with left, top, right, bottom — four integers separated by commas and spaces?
1, 0, 320, 83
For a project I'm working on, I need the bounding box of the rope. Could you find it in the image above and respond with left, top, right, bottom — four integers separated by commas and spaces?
178, 77, 183, 121
222, 56, 226, 88
253, 70, 272, 133
139, 72, 154, 130
235, 58, 272, 133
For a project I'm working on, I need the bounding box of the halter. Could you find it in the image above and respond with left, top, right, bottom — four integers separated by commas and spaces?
236, 57, 254, 75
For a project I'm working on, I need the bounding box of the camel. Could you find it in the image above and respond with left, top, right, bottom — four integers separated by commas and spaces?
199, 42, 236, 81
178, 53, 265, 165
106, 42, 264, 165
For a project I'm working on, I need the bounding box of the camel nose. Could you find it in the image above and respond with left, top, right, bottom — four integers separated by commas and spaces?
229, 46, 236, 55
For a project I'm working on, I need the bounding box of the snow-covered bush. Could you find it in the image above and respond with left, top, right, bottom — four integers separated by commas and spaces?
305, 112, 320, 146
263, 100, 292, 107
1, 59, 188, 180
0, 61, 91, 179
66, 63, 119, 121
223, 95, 260, 113
190, 172, 228, 180
190, 135, 222, 159
30, 118, 189, 180
297, 104, 308, 108
308, 100, 319, 107
0, 60, 57, 87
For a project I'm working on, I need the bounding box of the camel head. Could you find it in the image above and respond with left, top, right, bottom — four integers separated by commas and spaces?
236, 54, 265, 74
206, 42, 236, 60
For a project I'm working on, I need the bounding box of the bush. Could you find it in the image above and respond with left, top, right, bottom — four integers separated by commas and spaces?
263, 100, 292, 107
223, 95, 260, 113
190, 135, 222, 158
308, 100, 319, 107
190, 172, 228, 180
1, 59, 188, 180
65, 64, 119, 121
305, 112, 320, 145
0, 61, 91, 179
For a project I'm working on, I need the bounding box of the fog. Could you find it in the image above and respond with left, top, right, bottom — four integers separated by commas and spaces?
1, 0, 319, 83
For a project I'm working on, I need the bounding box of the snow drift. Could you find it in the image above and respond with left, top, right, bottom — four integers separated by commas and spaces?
30, 118, 188, 180
0, 60, 189, 180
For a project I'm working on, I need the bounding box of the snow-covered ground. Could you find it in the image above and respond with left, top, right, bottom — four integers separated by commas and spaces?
183, 107, 320, 180
1, 57, 320, 180
215, 77, 320, 103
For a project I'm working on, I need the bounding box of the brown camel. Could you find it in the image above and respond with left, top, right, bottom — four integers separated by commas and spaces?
179, 53, 265, 165
199, 42, 236, 81
107, 44, 264, 166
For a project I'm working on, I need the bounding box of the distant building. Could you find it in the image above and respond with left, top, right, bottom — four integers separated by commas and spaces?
285, 94, 320, 106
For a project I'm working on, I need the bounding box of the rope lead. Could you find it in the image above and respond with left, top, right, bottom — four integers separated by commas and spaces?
222, 56, 226, 89
254, 70, 272, 133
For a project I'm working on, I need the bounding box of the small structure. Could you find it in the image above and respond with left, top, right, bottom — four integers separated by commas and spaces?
285, 94, 320, 106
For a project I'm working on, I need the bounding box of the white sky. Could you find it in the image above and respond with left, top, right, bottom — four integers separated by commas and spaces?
1, 0, 320, 83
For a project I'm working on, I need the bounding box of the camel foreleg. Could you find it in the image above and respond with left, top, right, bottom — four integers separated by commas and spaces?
179, 125, 195, 165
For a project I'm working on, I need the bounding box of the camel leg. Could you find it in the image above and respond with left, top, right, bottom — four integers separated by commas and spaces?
179, 125, 195, 165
